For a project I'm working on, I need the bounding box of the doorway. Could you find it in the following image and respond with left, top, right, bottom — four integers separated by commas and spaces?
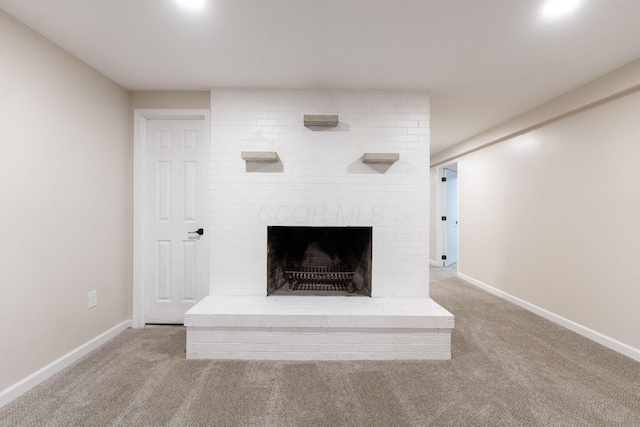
133, 110, 210, 326
440, 163, 458, 268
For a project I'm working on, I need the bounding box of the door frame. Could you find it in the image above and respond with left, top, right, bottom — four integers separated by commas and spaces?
133, 109, 210, 328
436, 161, 458, 268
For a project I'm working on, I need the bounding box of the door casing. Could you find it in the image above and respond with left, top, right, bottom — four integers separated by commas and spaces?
436, 162, 459, 268
133, 109, 210, 328
443, 168, 458, 266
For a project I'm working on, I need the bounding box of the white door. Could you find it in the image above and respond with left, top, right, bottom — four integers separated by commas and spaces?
444, 168, 458, 266
144, 118, 207, 324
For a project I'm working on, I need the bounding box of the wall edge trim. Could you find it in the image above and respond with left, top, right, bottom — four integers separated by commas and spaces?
431, 84, 640, 168
0, 320, 132, 409
457, 272, 640, 363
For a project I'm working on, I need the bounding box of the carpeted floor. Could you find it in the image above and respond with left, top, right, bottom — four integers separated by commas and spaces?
1, 266, 639, 426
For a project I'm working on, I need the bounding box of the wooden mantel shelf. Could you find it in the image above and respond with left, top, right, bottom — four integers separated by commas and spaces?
362, 153, 400, 164
304, 115, 339, 127
241, 151, 279, 162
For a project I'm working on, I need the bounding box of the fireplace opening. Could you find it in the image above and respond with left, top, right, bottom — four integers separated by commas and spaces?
267, 226, 372, 296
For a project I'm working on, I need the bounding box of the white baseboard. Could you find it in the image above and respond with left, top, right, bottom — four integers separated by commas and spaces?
429, 259, 441, 267
457, 272, 640, 363
0, 320, 131, 408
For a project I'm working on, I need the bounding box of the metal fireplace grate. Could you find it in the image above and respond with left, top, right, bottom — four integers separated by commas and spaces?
285, 266, 355, 293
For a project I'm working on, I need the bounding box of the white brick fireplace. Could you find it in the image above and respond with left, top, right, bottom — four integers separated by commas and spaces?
185, 89, 454, 360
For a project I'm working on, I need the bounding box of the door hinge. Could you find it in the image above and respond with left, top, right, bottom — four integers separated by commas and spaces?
441, 177, 447, 182
441, 216, 447, 221
442, 255, 447, 260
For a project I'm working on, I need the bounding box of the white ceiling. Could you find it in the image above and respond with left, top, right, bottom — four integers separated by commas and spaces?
2, 0, 640, 154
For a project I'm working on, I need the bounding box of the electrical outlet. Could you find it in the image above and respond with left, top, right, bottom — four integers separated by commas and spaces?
88, 290, 97, 309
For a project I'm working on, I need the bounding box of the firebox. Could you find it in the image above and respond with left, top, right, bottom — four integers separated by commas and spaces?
267, 226, 372, 296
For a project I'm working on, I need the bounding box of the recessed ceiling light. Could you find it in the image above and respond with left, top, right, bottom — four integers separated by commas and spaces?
175, 0, 206, 11
542, 0, 581, 19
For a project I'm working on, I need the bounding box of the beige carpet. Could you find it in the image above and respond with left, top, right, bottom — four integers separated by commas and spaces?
1, 267, 639, 426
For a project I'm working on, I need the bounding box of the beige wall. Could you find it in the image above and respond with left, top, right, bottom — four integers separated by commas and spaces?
130, 91, 210, 110
434, 69, 640, 353
0, 10, 132, 390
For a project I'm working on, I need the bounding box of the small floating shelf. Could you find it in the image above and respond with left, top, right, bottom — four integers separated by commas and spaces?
241, 151, 278, 162
304, 115, 339, 127
362, 153, 399, 164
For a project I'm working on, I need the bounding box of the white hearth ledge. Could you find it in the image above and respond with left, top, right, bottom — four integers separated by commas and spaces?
185, 296, 453, 361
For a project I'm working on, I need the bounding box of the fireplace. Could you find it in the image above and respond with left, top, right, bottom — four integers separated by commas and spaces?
267, 226, 372, 296
184, 88, 454, 361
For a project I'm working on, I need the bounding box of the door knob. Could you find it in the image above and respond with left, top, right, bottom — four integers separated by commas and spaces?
189, 228, 204, 236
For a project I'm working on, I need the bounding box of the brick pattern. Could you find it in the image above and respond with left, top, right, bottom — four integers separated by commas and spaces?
209, 89, 430, 297
187, 327, 451, 360
187, 328, 451, 360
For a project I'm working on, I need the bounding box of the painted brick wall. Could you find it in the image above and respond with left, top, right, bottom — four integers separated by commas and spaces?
187, 327, 451, 360
209, 89, 430, 297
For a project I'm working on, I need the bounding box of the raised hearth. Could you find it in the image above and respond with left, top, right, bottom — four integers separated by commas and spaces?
185, 296, 454, 360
